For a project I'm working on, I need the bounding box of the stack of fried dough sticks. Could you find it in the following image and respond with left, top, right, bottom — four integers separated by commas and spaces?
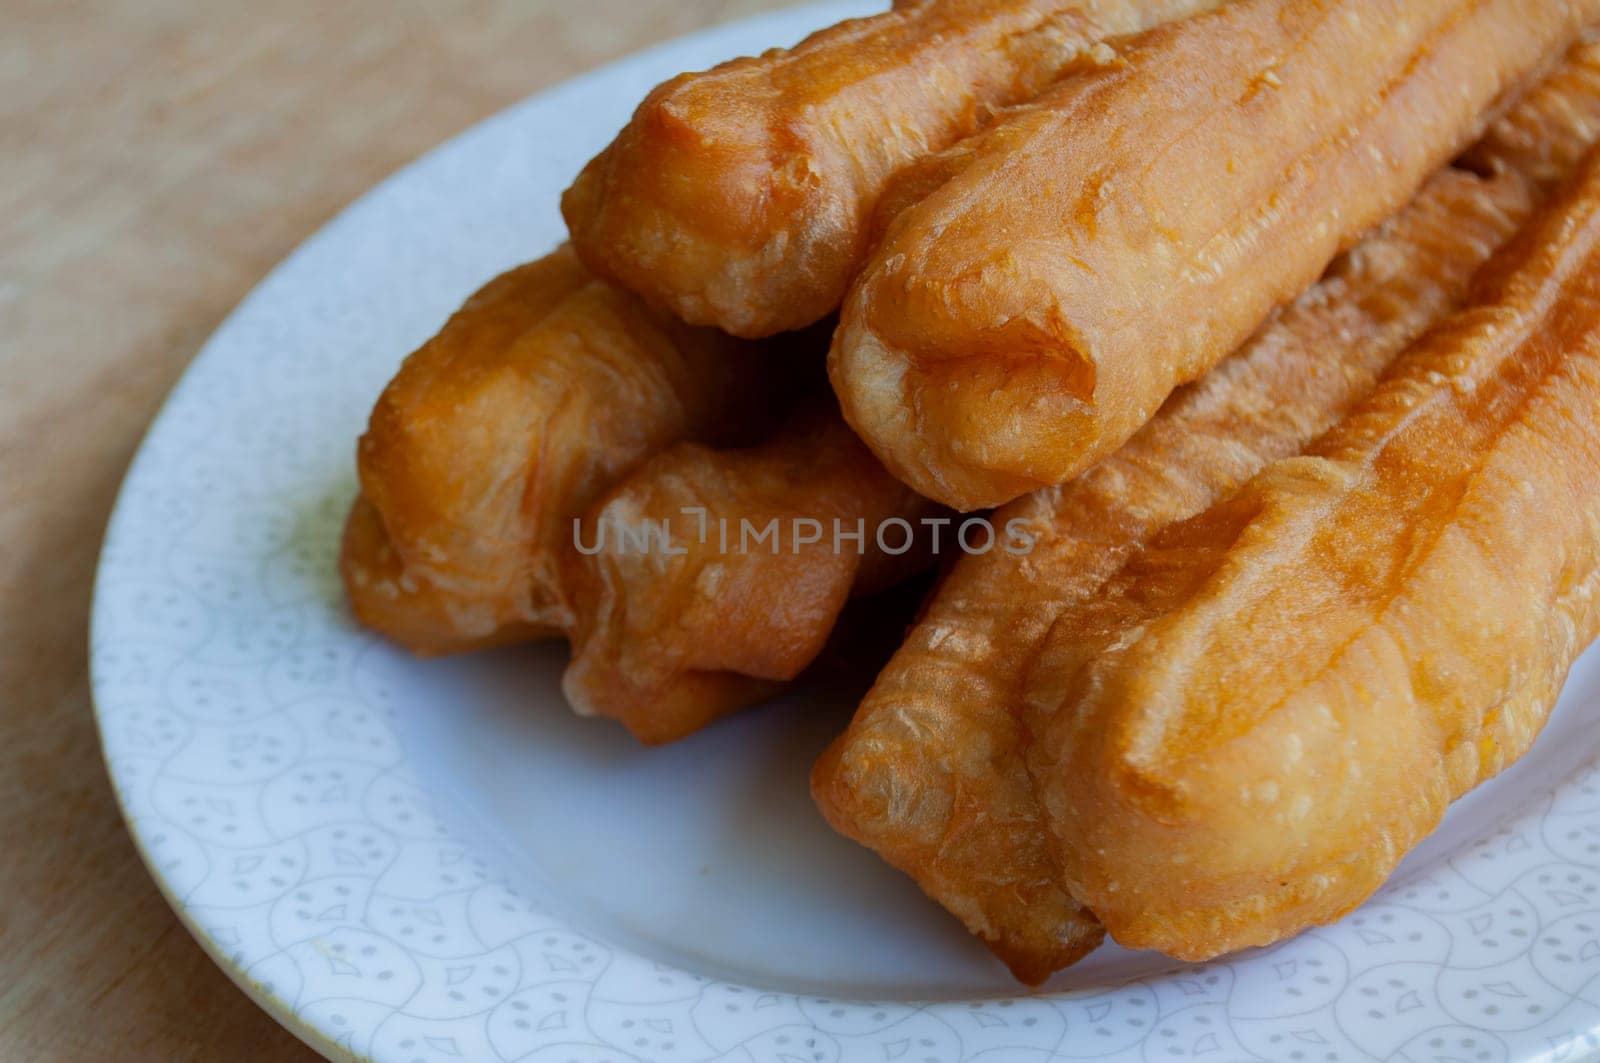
342, 0, 1600, 979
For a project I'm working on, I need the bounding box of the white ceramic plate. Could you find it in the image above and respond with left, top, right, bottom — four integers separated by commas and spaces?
90, 3, 1600, 1060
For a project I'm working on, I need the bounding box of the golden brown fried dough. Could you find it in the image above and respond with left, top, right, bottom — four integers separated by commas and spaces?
342, 496, 549, 654
1460, 31, 1600, 191
563, 404, 938, 745
813, 41, 1600, 984
1025, 143, 1600, 961
561, 0, 1220, 338
831, 0, 1599, 510
342, 246, 788, 655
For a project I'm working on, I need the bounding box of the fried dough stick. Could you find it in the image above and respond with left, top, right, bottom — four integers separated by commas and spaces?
563, 404, 938, 744
1026, 143, 1600, 961
341, 245, 790, 655
831, 0, 1600, 510
561, 0, 1221, 339
812, 43, 1600, 984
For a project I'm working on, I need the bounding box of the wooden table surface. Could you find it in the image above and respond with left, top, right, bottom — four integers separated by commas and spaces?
0, 2, 788, 1057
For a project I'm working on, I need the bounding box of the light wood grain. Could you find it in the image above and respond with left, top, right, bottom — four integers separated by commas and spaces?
0, 1, 789, 1057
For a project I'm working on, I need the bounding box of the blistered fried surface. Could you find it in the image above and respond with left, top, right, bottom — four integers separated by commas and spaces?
1026, 146, 1600, 962
563, 405, 937, 745
831, 0, 1599, 510
813, 42, 1600, 983
1461, 31, 1600, 193
341, 246, 782, 655
562, 0, 1219, 338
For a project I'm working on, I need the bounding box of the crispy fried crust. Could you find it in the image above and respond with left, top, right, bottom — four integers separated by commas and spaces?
561, 0, 1220, 338
342, 495, 551, 654
812, 42, 1600, 983
1460, 29, 1600, 190
563, 404, 937, 745
1026, 143, 1600, 961
341, 246, 787, 655
830, 0, 1599, 510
